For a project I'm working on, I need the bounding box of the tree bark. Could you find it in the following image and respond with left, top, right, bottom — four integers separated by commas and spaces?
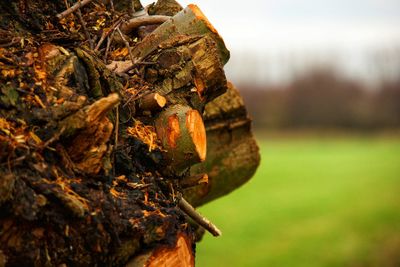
123, 5, 230, 65
184, 82, 261, 206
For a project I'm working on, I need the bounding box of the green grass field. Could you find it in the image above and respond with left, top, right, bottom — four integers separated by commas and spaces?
196, 136, 400, 267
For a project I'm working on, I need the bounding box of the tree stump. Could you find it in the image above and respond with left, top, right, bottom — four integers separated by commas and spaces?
0, 0, 259, 266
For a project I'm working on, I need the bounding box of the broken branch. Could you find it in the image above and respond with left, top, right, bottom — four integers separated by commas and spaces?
177, 195, 221, 237
138, 93, 167, 112
76, 7, 93, 49
120, 15, 170, 34
56, 0, 93, 19
116, 27, 135, 65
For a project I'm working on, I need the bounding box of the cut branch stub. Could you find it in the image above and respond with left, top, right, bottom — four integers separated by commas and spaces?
129, 5, 230, 65
188, 35, 227, 102
138, 93, 167, 113
155, 104, 206, 175
144, 35, 227, 105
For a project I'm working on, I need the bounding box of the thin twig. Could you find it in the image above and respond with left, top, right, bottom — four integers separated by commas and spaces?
120, 15, 170, 34
116, 27, 135, 66
94, 18, 123, 52
177, 195, 222, 237
56, 0, 93, 19
76, 7, 94, 49
1, 155, 26, 167
122, 85, 148, 108
122, 61, 156, 74
41, 126, 66, 150
106, 60, 156, 74
109, 0, 115, 13
103, 30, 116, 62
0, 37, 21, 48
118, 62, 139, 74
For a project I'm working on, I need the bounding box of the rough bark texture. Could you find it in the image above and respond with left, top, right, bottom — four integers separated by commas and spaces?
0, 0, 259, 266
148, 0, 183, 17
184, 82, 261, 206
125, 5, 230, 65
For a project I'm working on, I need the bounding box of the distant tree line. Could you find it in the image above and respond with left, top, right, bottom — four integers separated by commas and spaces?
239, 68, 400, 130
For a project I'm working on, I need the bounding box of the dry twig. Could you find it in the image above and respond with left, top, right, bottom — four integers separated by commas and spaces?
41, 126, 66, 150
94, 18, 123, 52
120, 15, 170, 34
177, 194, 222, 237
56, 0, 93, 19
76, 7, 93, 49
103, 30, 116, 62
116, 27, 135, 65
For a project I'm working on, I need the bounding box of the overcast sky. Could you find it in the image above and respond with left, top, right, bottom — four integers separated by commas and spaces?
142, 0, 400, 85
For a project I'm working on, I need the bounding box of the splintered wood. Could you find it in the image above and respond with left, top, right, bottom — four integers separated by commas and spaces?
127, 120, 161, 152
0, 0, 259, 266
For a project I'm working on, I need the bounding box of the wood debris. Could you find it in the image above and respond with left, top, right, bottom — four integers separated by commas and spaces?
0, 0, 259, 266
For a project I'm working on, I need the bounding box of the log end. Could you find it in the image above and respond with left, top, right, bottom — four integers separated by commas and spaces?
139, 93, 167, 112
186, 109, 206, 162
154, 93, 167, 108
126, 233, 194, 267
186, 4, 230, 64
167, 114, 181, 149
187, 4, 218, 35
155, 105, 207, 174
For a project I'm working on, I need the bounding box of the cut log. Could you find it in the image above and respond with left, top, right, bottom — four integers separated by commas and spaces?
126, 5, 230, 65
138, 93, 167, 113
121, 6, 228, 105
126, 233, 194, 267
155, 104, 206, 175
184, 82, 260, 206
141, 35, 227, 106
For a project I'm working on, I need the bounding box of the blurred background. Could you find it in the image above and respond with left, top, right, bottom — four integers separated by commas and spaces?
149, 0, 400, 266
